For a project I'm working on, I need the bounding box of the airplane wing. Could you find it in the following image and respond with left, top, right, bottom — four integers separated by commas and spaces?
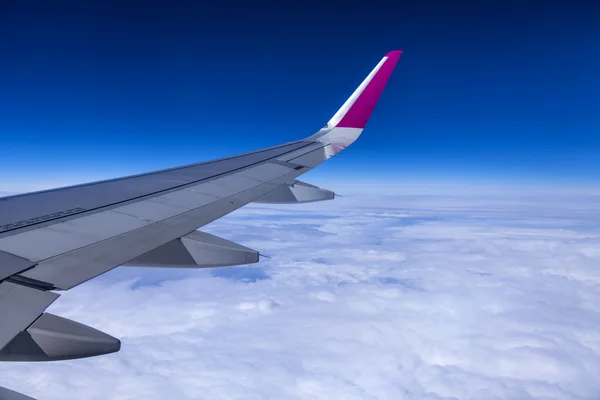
0, 51, 402, 378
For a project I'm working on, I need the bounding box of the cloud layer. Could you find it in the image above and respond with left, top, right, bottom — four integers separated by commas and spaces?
2, 194, 600, 400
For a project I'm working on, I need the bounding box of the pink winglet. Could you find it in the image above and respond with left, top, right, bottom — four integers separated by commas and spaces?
336, 50, 403, 128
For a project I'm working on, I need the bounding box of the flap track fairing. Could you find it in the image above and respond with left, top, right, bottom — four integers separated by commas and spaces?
253, 181, 335, 204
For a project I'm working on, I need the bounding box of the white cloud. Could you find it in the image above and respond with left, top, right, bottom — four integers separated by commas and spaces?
2, 194, 600, 399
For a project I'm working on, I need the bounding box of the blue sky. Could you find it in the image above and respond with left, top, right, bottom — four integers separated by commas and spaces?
1, 1, 599, 190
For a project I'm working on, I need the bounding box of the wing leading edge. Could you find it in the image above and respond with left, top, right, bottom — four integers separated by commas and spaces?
0, 50, 402, 397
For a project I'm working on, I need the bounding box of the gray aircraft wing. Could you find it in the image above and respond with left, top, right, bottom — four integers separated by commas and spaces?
0, 386, 36, 400
0, 50, 402, 399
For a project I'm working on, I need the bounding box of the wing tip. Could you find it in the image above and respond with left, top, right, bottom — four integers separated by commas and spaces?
385, 50, 403, 58
333, 49, 402, 129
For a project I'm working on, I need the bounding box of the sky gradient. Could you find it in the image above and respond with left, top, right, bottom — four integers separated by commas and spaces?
1, 1, 599, 191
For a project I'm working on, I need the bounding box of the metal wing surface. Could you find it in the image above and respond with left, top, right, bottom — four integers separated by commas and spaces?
0, 51, 402, 375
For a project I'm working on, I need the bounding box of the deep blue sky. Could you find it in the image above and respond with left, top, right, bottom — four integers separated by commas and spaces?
1, 1, 599, 190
